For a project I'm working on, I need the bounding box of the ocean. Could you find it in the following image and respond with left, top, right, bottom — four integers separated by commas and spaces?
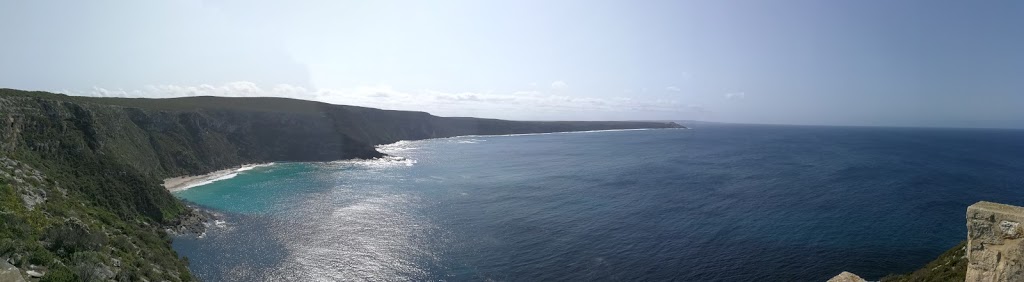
171, 124, 1024, 281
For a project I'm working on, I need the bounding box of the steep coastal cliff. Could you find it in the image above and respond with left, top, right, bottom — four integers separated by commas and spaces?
0, 88, 681, 281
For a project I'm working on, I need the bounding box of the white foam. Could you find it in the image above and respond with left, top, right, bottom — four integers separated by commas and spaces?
459, 127, 663, 138
236, 162, 275, 172
325, 155, 417, 169
179, 173, 237, 190
378, 128, 679, 149
169, 162, 277, 192
376, 140, 420, 154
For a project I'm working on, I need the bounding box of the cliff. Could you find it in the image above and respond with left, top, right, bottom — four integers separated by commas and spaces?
0, 88, 682, 281
964, 201, 1024, 281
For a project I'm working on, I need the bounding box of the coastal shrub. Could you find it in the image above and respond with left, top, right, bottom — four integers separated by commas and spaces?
0, 212, 33, 240
43, 219, 104, 254
0, 238, 15, 256
27, 247, 54, 265
880, 241, 966, 282
115, 267, 140, 282
110, 234, 133, 253
40, 265, 76, 282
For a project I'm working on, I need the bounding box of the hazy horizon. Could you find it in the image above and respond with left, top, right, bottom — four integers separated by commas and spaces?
2, 0, 1022, 128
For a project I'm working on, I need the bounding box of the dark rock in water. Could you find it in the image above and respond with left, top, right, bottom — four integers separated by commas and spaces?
165, 204, 218, 236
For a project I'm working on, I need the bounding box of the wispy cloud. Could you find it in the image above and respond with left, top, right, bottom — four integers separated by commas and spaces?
67, 81, 703, 119
666, 86, 681, 92
724, 92, 746, 99
550, 80, 568, 91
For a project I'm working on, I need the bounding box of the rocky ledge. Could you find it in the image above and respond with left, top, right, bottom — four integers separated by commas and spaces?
163, 204, 219, 236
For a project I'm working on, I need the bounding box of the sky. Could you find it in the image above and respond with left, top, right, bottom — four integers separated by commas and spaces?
1, 0, 1023, 128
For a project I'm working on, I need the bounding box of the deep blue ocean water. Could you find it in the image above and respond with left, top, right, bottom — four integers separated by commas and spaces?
171, 124, 1024, 281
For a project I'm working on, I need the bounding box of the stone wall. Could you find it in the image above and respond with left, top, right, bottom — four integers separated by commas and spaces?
966, 201, 1024, 281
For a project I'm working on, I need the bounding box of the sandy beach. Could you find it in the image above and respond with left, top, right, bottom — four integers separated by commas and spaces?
163, 163, 274, 192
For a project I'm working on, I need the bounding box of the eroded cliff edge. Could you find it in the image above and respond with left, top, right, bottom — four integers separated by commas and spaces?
964, 201, 1024, 282
0, 88, 682, 281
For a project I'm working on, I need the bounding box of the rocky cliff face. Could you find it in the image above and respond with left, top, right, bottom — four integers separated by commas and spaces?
0, 94, 386, 179
966, 201, 1024, 282
0, 88, 682, 281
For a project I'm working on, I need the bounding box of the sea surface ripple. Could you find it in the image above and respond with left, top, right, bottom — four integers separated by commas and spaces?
172, 124, 1024, 281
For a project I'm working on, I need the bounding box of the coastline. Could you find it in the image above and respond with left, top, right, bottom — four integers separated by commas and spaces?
162, 163, 275, 192
164, 128, 687, 192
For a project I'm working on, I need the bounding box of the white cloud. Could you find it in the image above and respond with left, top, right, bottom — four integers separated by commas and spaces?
71, 81, 704, 119
666, 86, 681, 92
550, 80, 568, 90
724, 92, 746, 99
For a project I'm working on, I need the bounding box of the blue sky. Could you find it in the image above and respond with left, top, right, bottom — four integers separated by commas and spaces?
1, 0, 1022, 127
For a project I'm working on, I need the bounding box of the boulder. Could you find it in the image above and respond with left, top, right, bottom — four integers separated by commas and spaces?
25, 270, 42, 278
826, 271, 866, 282
0, 261, 26, 282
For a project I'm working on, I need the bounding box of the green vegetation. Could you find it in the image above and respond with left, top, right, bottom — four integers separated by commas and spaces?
0, 156, 191, 281
880, 241, 967, 282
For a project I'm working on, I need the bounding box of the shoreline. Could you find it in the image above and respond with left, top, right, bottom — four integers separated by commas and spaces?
162, 163, 275, 192
163, 128, 684, 193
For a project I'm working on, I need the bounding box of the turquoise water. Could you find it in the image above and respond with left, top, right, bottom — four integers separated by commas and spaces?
173, 163, 372, 214
172, 125, 1024, 281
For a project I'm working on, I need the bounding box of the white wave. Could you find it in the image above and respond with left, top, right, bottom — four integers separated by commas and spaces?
188, 162, 276, 188
370, 127, 680, 161
169, 162, 277, 192
326, 155, 416, 169
180, 172, 238, 190
429, 127, 680, 143
235, 162, 276, 172
458, 127, 663, 138
376, 140, 420, 154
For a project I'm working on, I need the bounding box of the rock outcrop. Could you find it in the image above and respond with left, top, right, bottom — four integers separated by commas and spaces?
0, 261, 26, 282
827, 271, 867, 282
966, 201, 1024, 282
